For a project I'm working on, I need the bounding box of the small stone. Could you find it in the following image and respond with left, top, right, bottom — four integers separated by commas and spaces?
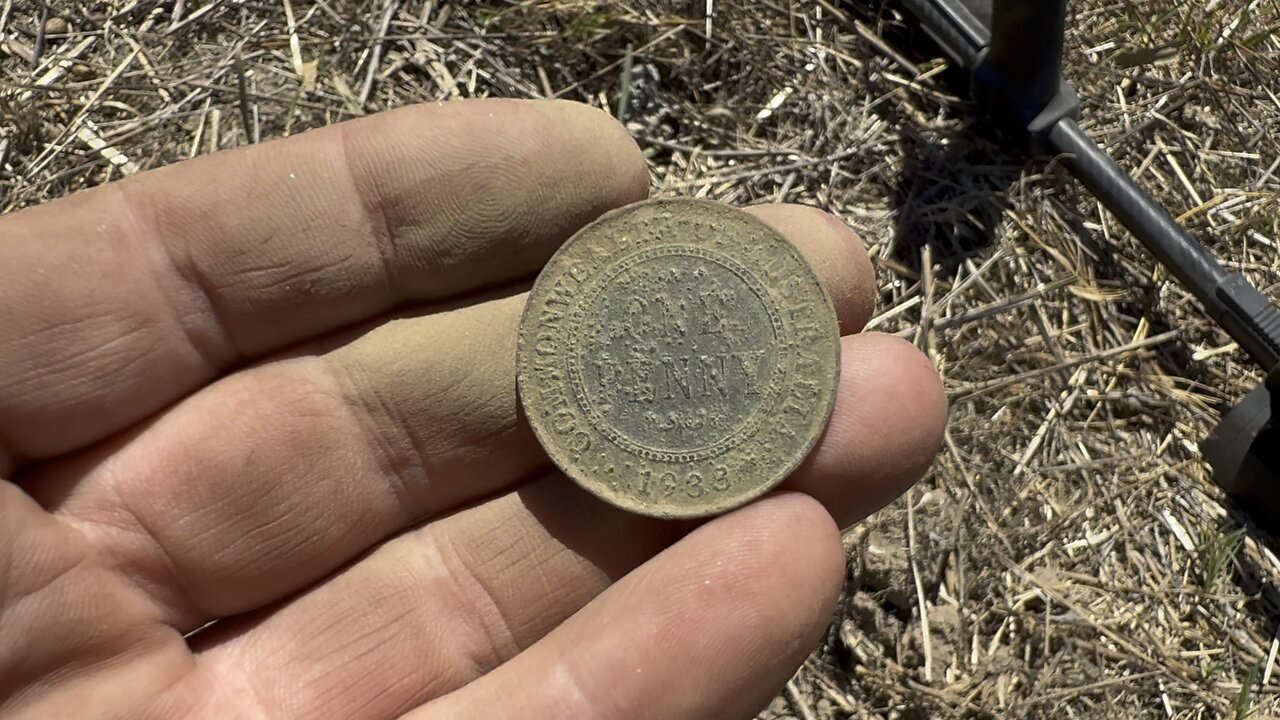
44, 17, 70, 36
852, 528, 913, 614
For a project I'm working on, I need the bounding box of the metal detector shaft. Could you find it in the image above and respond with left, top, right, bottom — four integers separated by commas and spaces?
1047, 120, 1280, 371
897, 0, 1280, 528
901, 0, 1280, 372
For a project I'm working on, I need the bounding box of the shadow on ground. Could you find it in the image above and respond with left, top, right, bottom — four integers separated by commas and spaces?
837, 0, 1023, 276
889, 124, 1020, 275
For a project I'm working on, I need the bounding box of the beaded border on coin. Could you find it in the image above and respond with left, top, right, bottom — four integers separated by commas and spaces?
517, 198, 841, 519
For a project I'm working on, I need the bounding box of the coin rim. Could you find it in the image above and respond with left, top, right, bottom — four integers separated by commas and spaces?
516, 197, 841, 519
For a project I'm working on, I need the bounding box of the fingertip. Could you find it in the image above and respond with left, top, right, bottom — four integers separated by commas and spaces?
743, 203, 876, 333
739, 492, 846, 620
858, 333, 948, 441
793, 333, 947, 528
413, 489, 849, 720
536, 99, 652, 205
644, 492, 845, 633
361, 97, 651, 217
651, 493, 846, 715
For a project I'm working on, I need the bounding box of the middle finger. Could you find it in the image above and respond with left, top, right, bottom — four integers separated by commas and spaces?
37, 204, 875, 631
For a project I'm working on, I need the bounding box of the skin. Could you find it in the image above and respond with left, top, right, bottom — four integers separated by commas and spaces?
0, 99, 947, 720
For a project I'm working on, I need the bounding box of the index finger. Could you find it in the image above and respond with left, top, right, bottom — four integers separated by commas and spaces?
0, 99, 648, 472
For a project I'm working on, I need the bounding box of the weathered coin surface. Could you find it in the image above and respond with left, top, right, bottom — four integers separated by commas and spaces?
517, 198, 841, 518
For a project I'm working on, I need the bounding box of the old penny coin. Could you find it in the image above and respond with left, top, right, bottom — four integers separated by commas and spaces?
517, 198, 841, 518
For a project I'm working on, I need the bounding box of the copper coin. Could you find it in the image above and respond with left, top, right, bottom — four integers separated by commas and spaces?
517, 198, 841, 518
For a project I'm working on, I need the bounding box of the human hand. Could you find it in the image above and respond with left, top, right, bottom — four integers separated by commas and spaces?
0, 99, 946, 720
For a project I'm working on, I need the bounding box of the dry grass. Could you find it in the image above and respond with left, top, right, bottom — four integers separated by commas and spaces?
6, 0, 1280, 717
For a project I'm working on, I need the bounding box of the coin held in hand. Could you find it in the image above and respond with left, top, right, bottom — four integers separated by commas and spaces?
517, 198, 841, 519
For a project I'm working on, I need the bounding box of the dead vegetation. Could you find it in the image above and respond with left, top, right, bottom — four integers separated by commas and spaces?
5, 0, 1280, 717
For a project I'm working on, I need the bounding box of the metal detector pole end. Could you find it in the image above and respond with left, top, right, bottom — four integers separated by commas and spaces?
1203, 367, 1280, 532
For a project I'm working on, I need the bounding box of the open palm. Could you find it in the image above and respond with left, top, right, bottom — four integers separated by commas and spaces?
0, 99, 945, 720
